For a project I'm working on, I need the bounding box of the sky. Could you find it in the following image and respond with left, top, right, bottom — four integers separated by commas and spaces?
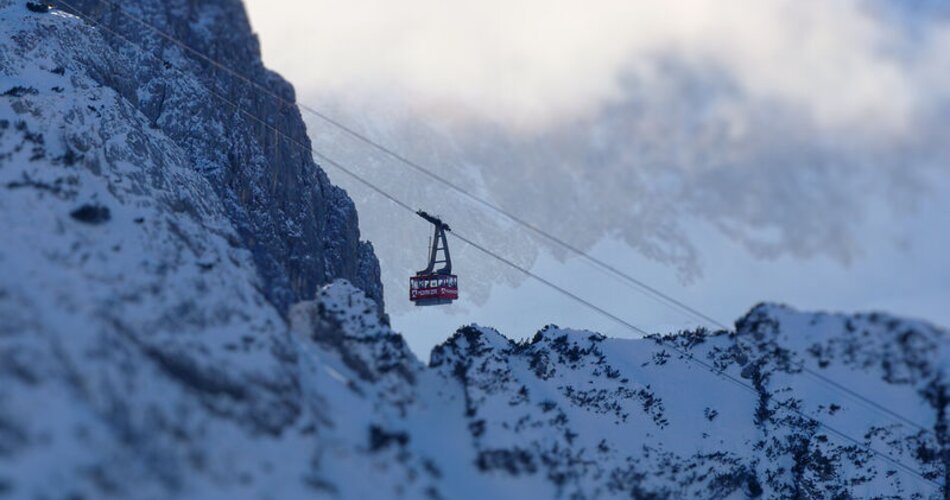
243, 0, 950, 358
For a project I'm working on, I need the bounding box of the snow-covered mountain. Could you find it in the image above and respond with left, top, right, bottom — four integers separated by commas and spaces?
0, 1, 947, 499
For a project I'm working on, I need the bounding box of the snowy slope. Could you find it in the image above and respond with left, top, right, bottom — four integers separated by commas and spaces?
0, 1, 947, 499
0, 1, 382, 497
425, 308, 948, 498
291, 283, 950, 499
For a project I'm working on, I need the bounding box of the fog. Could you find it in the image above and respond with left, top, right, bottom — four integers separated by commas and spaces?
245, 0, 950, 356
247, 1, 950, 133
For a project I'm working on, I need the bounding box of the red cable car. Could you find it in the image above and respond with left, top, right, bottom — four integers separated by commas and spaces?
410, 211, 458, 306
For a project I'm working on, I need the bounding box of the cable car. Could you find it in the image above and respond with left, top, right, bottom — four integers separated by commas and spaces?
410, 210, 458, 306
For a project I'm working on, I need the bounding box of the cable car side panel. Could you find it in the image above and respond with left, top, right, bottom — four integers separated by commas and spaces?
410, 274, 458, 304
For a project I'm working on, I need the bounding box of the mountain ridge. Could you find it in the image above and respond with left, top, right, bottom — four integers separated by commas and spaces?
291, 281, 949, 498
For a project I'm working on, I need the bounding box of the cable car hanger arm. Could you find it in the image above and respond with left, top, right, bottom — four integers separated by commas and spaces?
416, 210, 451, 232
416, 210, 453, 276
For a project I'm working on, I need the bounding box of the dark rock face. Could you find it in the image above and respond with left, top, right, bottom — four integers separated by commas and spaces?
24, 2, 51, 14
69, 203, 110, 224
51, 0, 383, 311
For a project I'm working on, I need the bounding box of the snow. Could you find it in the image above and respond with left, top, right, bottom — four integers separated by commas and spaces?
0, 1, 946, 498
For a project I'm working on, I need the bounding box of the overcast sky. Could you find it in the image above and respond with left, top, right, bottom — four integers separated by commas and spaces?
244, 0, 950, 357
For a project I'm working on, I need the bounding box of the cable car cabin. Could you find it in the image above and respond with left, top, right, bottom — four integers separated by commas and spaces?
410, 210, 458, 306
410, 274, 458, 306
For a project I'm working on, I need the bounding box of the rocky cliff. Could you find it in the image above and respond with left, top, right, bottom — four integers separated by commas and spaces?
48, 0, 383, 310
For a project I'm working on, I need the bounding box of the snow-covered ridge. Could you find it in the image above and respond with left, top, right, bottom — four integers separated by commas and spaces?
425, 303, 947, 498
282, 283, 950, 498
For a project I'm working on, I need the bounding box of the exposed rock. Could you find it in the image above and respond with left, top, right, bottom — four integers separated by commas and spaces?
69, 203, 110, 224
48, 0, 383, 311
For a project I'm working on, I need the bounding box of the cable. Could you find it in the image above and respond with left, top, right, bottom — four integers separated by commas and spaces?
60, 1, 942, 489
51, 0, 648, 337
61, 0, 936, 440
67, 0, 727, 329
802, 367, 931, 433
323, 165, 648, 335
55, 2, 944, 491
322, 161, 947, 491
317, 154, 950, 493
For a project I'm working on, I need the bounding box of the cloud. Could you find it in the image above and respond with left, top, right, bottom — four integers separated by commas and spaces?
245, 0, 946, 134
244, 1, 950, 315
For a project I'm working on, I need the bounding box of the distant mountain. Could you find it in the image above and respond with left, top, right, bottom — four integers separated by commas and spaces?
285, 282, 949, 498
0, 1, 946, 499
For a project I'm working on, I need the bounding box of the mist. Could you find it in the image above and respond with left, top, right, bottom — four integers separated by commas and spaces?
247, 0, 950, 134
244, 0, 950, 352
